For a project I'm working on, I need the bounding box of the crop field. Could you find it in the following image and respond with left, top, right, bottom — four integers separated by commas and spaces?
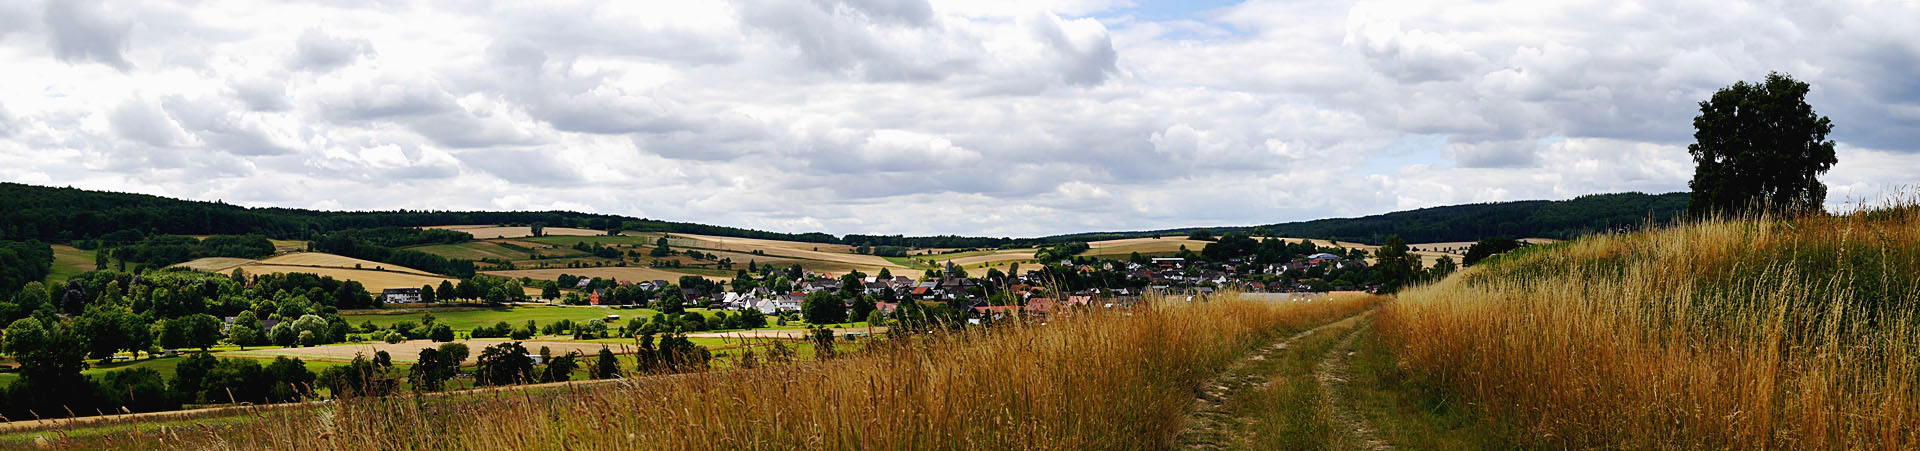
242, 265, 456, 292
483, 266, 727, 284
669, 233, 904, 272
423, 225, 607, 239
408, 241, 534, 261
341, 305, 662, 331
171, 257, 258, 273
1080, 237, 1212, 257
913, 248, 1036, 264
254, 252, 439, 275
46, 244, 97, 283
521, 234, 656, 247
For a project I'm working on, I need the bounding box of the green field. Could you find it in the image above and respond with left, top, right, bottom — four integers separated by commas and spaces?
46, 245, 97, 283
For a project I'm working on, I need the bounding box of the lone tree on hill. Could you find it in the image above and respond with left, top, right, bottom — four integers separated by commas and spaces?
1686, 72, 1836, 217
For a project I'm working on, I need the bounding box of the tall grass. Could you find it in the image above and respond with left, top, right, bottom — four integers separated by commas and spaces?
100, 293, 1373, 450
1376, 201, 1920, 449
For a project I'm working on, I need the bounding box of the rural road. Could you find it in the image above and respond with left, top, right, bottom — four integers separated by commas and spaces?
1316, 318, 1392, 451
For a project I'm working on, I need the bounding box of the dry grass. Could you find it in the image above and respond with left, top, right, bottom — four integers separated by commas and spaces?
95, 293, 1376, 450
1375, 202, 1920, 449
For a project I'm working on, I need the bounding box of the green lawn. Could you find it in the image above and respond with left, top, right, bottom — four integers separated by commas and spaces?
47, 245, 98, 283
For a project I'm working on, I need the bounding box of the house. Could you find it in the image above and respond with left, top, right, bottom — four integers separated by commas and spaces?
875, 302, 899, 315
1151, 257, 1185, 268
575, 279, 593, 288
972, 305, 1022, 321
910, 286, 933, 299
1307, 253, 1342, 265
863, 281, 890, 295
590, 289, 604, 305
382, 288, 423, 304
1025, 298, 1057, 315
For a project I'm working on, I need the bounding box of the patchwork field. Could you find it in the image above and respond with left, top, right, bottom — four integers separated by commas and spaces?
668, 233, 906, 273
171, 252, 457, 292
424, 225, 607, 239
484, 266, 728, 284
240, 265, 457, 292
1080, 237, 1212, 257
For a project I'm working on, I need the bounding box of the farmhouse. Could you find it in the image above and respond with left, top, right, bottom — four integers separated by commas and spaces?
382, 288, 423, 304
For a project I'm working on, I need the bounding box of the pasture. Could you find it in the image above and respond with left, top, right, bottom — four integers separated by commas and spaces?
46, 244, 97, 283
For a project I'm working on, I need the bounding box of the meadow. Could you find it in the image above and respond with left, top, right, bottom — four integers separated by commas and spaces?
70, 293, 1377, 449
1375, 202, 1920, 449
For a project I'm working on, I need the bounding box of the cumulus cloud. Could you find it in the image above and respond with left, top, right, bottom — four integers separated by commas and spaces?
292, 29, 373, 72
43, 0, 133, 71
0, 0, 1917, 237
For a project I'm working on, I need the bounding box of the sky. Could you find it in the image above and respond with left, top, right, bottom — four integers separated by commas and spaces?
0, 0, 1915, 237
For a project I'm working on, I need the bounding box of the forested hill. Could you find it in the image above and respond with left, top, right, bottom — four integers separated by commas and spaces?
0, 183, 1684, 247
0, 183, 837, 244
1053, 192, 1690, 244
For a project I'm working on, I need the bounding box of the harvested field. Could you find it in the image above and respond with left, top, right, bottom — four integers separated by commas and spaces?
670, 233, 857, 254
223, 339, 626, 364
485, 266, 728, 283
669, 233, 905, 272
256, 252, 439, 276
424, 225, 606, 239
240, 265, 456, 292
172, 257, 256, 273
409, 241, 532, 261
937, 249, 1037, 267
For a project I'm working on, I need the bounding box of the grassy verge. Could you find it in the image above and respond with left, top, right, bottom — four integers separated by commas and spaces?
1375, 203, 1920, 449
53, 293, 1377, 449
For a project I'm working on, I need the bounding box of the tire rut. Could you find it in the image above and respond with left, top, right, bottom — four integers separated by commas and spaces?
1174, 311, 1370, 449
1316, 319, 1391, 451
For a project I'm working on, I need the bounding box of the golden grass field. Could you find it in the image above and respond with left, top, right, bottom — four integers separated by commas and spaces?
425, 225, 608, 239
1376, 204, 1920, 449
98, 292, 1381, 449
485, 266, 729, 283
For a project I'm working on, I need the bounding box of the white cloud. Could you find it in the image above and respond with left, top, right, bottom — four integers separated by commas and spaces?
0, 0, 1916, 237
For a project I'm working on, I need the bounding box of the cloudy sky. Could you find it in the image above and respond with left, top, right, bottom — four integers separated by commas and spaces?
0, 0, 1915, 237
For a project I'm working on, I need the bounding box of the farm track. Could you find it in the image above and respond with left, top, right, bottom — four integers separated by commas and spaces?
1175, 310, 1374, 449
1316, 319, 1391, 451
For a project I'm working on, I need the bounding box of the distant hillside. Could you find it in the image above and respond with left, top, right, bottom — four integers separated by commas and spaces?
0, 183, 1685, 248
0, 183, 838, 244
1054, 192, 1690, 244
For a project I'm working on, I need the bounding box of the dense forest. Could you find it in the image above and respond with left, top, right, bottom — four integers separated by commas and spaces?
1053, 192, 1690, 244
